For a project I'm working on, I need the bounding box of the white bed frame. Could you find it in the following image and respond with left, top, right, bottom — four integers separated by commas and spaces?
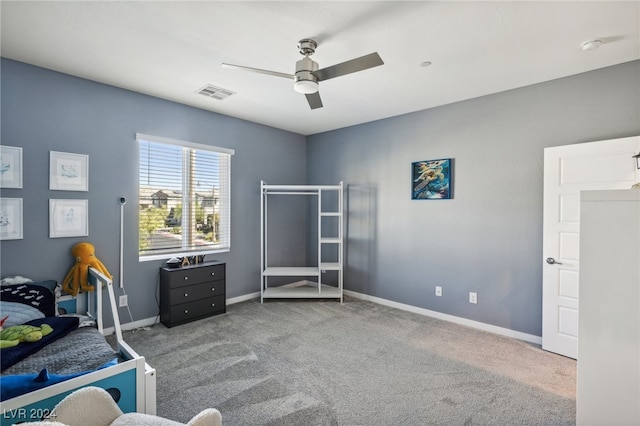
1, 268, 156, 425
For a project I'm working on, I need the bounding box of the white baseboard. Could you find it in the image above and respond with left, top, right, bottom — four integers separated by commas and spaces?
113, 288, 541, 345
227, 291, 261, 305
106, 293, 258, 335
103, 315, 159, 335
226, 281, 312, 305
344, 290, 542, 345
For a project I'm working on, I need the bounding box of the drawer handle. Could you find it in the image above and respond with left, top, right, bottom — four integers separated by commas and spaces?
184, 293, 188, 297
184, 277, 188, 280
211, 303, 215, 307
184, 310, 189, 314
211, 272, 215, 276
211, 288, 215, 292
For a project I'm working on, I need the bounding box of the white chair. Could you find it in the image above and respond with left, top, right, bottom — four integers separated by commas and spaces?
23, 386, 221, 426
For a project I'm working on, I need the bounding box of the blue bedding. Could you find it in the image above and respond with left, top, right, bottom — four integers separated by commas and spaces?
1, 316, 79, 371
0, 279, 128, 404
0, 358, 117, 401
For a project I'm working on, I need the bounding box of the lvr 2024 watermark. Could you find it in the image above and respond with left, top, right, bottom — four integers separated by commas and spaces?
3, 407, 56, 421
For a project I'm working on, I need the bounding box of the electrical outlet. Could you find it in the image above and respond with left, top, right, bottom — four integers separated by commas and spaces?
435, 286, 442, 297
119, 295, 128, 308
469, 292, 477, 304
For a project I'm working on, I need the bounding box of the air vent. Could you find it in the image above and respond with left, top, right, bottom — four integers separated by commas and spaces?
196, 84, 235, 100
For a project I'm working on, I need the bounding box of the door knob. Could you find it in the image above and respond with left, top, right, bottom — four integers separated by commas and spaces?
546, 257, 563, 265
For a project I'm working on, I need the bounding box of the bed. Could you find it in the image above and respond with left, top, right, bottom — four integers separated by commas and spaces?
0, 268, 156, 425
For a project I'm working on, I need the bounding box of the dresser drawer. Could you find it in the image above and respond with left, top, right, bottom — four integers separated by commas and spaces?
169, 295, 225, 324
160, 261, 226, 327
170, 280, 224, 304
164, 264, 225, 289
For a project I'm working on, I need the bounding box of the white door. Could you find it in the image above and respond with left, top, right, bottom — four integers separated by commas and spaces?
542, 136, 640, 359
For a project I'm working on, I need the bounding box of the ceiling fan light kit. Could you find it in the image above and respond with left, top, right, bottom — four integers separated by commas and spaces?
222, 38, 383, 109
294, 79, 319, 94
294, 55, 319, 94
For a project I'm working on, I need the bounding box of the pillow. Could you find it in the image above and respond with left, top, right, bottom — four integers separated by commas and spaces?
1, 279, 58, 294
0, 302, 45, 327
0, 281, 57, 327
0, 276, 33, 285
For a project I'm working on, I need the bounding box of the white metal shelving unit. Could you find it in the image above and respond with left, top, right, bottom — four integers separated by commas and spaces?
260, 181, 343, 303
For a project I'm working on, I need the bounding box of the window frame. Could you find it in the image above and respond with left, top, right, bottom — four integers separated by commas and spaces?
136, 133, 234, 262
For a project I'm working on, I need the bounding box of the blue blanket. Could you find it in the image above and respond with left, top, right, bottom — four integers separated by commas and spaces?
1, 358, 118, 401
1, 316, 79, 371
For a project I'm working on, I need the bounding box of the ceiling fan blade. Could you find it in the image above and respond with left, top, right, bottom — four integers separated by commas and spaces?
221, 63, 294, 80
305, 92, 323, 109
313, 52, 384, 81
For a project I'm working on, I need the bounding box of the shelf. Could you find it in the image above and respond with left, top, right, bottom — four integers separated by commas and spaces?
320, 237, 341, 244
261, 181, 343, 303
58, 295, 75, 302
262, 283, 342, 299
263, 266, 319, 276
320, 262, 341, 271
263, 184, 342, 191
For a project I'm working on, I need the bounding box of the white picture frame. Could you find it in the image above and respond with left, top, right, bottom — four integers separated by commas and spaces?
49, 199, 89, 238
0, 146, 23, 189
0, 198, 24, 240
50, 151, 89, 191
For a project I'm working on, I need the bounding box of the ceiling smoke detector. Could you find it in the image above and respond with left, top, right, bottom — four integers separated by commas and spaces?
580, 40, 602, 51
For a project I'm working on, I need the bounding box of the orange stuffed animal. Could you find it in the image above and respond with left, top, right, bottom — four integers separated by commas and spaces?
61, 242, 112, 296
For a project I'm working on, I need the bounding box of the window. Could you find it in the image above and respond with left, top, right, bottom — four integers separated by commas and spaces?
137, 133, 234, 260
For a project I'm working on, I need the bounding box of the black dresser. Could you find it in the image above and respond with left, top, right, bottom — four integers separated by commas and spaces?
159, 260, 226, 327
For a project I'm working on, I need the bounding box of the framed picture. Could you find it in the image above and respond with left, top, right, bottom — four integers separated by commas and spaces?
412, 158, 452, 200
0, 198, 24, 240
50, 151, 89, 191
0, 146, 23, 189
49, 199, 89, 238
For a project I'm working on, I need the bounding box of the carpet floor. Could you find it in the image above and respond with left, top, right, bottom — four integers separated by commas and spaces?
121, 297, 576, 425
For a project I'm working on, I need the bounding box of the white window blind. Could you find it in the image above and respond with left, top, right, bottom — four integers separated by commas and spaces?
137, 134, 233, 260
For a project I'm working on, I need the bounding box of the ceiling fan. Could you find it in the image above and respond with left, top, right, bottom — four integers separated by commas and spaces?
221, 39, 384, 110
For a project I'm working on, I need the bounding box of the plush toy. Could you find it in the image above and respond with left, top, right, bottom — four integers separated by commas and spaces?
61, 242, 112, 296
0, 316, 53, 348
0, 315, 15, 348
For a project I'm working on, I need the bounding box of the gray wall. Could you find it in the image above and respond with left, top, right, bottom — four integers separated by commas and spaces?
1, 58, 307, 325
307, 60, 640, 337
2, 58, 639, 337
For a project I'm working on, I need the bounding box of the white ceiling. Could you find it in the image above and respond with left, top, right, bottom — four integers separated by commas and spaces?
2, 1, 638, 136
